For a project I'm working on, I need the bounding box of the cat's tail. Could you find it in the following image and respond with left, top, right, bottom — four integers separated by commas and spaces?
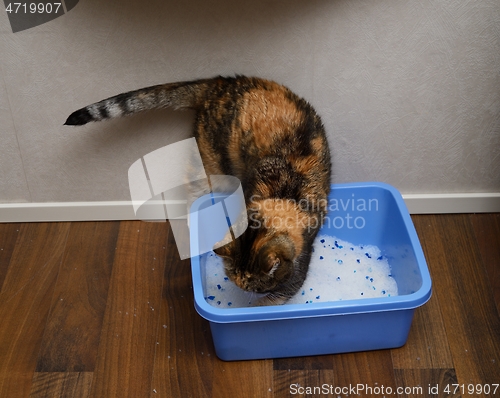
64, 79, 212, 126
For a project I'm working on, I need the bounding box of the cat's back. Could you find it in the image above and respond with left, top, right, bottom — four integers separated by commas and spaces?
195, 76, 330, 187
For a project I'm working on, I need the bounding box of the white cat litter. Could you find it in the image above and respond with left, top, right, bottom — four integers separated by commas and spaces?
203, 235, 398, 308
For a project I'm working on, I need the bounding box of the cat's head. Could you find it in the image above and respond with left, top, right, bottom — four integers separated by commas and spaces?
213, 199, 306, 294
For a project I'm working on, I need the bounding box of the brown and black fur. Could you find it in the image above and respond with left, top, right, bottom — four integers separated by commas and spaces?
66, 75, 331, 305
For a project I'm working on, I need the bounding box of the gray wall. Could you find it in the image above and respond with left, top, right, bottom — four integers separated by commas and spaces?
1, 0, 499, 203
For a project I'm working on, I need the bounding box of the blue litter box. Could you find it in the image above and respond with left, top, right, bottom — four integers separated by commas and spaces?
190, 182, 432, 361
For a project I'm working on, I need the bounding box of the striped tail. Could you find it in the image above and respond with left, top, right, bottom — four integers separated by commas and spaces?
64, 79, 211, 126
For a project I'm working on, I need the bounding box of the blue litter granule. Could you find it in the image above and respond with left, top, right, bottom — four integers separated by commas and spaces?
365, 253, 372, 259
338, 259, 343, 264
207, 296, 215, 300
224, 277, 229, 281
382, 290, 386, 294
336, 276, 341, 281
217, 284, 222, 290
316, 295, 320, 299
320, 256, 324, 260
357, 259, 361, 263
227, 302, 232, 306
377, 255, 384, 260
301, 290, 305, 295
320, 239, 325, 243
217, 301, 221, 305
310, 288, 313, 291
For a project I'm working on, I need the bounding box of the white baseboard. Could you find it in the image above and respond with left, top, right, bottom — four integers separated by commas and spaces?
402, 192, 500, 214
0, 194, 499, 223
0, 201, 139, 223
0, 201, 188, 223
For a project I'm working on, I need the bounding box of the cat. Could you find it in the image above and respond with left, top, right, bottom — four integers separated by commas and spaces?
65, 75, 332, 305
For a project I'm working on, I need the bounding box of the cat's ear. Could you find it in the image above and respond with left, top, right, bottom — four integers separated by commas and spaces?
213, 243, 230, 258
259, 235, 295, 274
213, 237, 234, 259
213, 228, 233, 258
262, 252, 281, 273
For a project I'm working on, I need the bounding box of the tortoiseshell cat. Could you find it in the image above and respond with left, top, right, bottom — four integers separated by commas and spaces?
65, 76, 331, 305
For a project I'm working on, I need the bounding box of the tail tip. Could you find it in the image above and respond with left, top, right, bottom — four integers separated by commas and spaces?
64, 109, 93, 126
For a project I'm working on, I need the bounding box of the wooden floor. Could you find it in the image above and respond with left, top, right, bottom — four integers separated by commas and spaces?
0, 214, 499, 398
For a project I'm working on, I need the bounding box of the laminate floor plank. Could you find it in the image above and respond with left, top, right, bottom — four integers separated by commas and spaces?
273, 354, 334, 371
273, 369, 336, 398
469, 213, 500, 315
0, 223, 21, 289
0, 223, 71, 398
213, 359, 274, 398
151, 221, 215, 398
392, 215, 454, 370
88, 221, 168, 398
331, 350, 397, 397
393, 368, 459, 398
36, 221, 120, 372
413, 215, 500, 386
391, 295, 453, 370
29, 372, 93, 398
